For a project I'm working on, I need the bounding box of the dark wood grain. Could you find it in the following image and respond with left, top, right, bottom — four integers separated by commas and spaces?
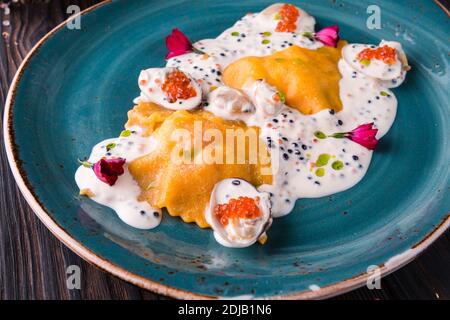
0, 0, 448, 300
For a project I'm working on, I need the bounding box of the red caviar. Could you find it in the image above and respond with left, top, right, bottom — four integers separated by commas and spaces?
161, 70, 197, 103
275, 4, 299, 33
214, 196, 262, 226
357, 45, 397, 65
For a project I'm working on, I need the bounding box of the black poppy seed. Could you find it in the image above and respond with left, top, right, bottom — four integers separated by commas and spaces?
337, 120, 343, 126
375, 96, 380, 100
345, 162, 349, 165
281, 45, 286, 48
283, 181, 288, 186
329, 109, 335, 115
282, 137, 288, 141
283, 153, 289, 160
299, 157, 304, 160
314, 181, 321, 186
269, 192, 274, 197
287, 149, 293, 154
211, 69, 216, 73
352, 155, 359, 161
292, 142, 299, 147
273, 118, 279, 123
179, 101, 183, 104
294, 150, 301, 155
368, 100, 372, 104
289, 119, 294, 123
237, 39, 241, 42
106, 152, 111, 156
153, 211, 160, 218
220, 53, 226, 57
193, 66, 198, 69
358, 164, 363, 169
232, 180, 241, 186
140, 210, 146, 215
342, 148, 346, 153
217, 71, 222, 76
301, 144, 307, 150
307, 176, 312, 180
285, 199, 291, 203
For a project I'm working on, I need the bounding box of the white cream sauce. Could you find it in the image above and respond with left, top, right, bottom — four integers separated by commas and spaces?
75, 3, 408, 245
75, 128, 162, 229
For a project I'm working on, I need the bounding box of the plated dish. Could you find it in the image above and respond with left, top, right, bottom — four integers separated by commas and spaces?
75, 3, 410, 248
4, 0, 449, 299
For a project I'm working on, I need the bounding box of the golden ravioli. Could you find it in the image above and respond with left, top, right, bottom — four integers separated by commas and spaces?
127, 102, 272, 228
223, 41, 346, 115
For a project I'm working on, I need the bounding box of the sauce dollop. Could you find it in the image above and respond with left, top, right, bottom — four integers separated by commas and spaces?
161, 69, 197, 103
275, 4, 299, 33
214, 196, 262, 226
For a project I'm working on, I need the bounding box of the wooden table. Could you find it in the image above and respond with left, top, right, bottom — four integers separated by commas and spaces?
0, 0, 449, 300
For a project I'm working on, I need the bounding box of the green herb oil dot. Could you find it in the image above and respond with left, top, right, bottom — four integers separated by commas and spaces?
106, 143, 116, 151
315, 168, 325, 177
331, 160, 344, 170
360, 59, 371, 66
262, 39, 271, 45
314, 131, 327, 139
120, 130, 131, 137
316, 153, 331, 167
231, 31, 240, 36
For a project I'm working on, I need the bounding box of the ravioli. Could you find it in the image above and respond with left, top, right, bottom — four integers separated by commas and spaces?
127, 102, 272, 228
223, 41, 346, 115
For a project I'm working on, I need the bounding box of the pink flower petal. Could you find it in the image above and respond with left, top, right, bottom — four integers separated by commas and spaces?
315, 25, 340, 47
93, 157, 126, 186
165, 28, 193, 59
348, 123, 379, 150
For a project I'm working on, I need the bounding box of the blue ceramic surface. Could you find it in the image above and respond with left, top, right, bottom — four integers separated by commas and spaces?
4, 0, 450, 298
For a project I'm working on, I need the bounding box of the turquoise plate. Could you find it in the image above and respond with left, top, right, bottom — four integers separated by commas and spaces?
4, 0, 450, 299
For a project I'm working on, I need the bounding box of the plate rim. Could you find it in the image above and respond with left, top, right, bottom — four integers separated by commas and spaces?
3, 0, 450, 300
